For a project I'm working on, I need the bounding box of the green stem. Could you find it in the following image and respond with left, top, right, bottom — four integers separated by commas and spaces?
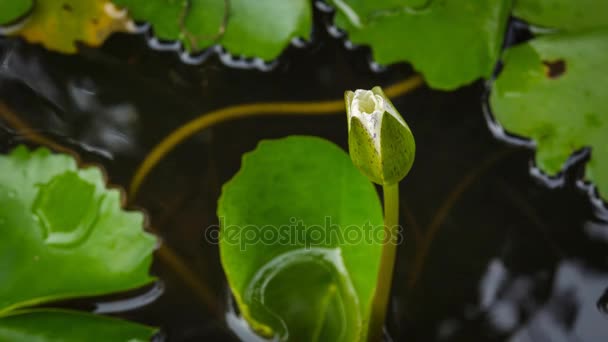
367, 183, 400, 342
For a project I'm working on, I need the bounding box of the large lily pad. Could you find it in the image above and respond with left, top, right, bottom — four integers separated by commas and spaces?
0, 0, 133, 53
0, 310, 156, 341
0, 146, 157, 312
329, 0, 512, 90
513, 0, 608, 32
490, 29, 608, 200
112, 0, 312, 60
218, 136, 384, 341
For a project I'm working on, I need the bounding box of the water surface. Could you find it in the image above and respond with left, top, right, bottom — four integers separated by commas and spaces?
1, 12, 607, 342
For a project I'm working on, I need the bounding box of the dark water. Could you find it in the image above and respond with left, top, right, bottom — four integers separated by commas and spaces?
1, 6, 608, 342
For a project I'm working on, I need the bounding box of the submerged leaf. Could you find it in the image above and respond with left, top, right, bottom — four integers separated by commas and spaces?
112, 0, 312, 60
0, 310, 156, 342
490, 29, 608, 200
0, 0, 133, 53
218, 136, 384, 341
329, 0, 512, 89
0, 146, 157, 313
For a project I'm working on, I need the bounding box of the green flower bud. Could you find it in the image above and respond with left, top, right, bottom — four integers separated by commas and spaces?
345, 86, 415, 185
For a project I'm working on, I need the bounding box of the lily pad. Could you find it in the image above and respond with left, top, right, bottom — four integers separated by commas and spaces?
112, 0, 312, 60
0, 0, 133, 54
490, 29, 608, 200
218, 136, 384, 340
0, 309, 156, 341
329, 0, 512, 89
513, 0, 608, 32
0, 146, 157, 313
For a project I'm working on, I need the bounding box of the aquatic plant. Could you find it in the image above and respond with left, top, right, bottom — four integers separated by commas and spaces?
0, 0, 606, 341
216, 87, 415, 341
0, 147, 157, 340
1, 0, 604, 201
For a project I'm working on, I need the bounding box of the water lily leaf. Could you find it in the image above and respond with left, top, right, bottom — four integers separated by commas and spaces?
218, 136, 384, 341
490, 29, 608, 200
513, 0, 608, 32
112, 0, 312, 60
0, 0, 133, 53
0, 146, 157, 313
329, 0, 512, 90
0, 0, 33, 24
0, 309, 156, 341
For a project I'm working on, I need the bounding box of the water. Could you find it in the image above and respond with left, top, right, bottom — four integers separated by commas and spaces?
1, 10, 608, 342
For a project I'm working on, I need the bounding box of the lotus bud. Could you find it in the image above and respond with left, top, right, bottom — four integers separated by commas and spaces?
345, 86, 415, 185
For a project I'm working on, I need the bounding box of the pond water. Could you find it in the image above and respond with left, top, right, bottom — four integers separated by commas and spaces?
1, 8, 608, 342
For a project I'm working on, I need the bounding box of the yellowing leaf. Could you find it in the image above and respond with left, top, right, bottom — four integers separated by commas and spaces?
6, 0, 134, 53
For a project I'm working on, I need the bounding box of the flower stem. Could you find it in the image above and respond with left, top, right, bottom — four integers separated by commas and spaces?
368, 183, 400, 342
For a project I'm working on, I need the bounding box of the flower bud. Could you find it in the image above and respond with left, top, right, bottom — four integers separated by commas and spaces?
345, 86, 415, 185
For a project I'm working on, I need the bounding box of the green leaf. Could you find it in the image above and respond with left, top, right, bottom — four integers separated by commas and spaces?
329, 0, 512, 89
0, 146, 157, 313
0, 0, 32, 24
0, 309, 156, 342
218, 136, 384, 341
513, 0, 608, 32
112, 0, 312, 60
490, 29, 608, 200
0, 0, 133, 54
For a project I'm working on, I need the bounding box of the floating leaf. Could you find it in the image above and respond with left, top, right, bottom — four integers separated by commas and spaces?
329, 0, 512, 89
0, 0, 33, 24
490, 29, 608, 200
0, 146, 157, 313
218, 136, 384, 340
112, 0, 312, 60
513, 0, 608, 32
0, 0, 133, 53
0, 310, 156, 341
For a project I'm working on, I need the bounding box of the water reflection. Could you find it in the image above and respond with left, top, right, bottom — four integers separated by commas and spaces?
0, 40, 142, 160
67, 78, 140, 157
95, 281, 165, 314
432, 214, 608, 342
510, 261, 608, 341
